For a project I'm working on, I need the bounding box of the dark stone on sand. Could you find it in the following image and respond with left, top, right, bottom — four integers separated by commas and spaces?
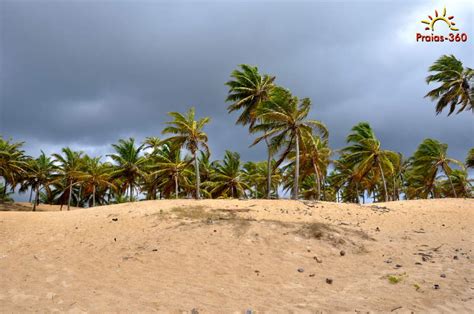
434, 284, 440, 289
440, 274, 446, 278
297, 268, 305, 273
340, 250, 346, 256
112, 218, 118, 222
453, 255, 458, 260
313, 256, 323, 263
309, 273, 315, 277
395, 264, 402, 268
326, 278, 333, 284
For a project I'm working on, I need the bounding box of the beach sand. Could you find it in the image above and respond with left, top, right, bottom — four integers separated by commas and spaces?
0, 198, 473, 312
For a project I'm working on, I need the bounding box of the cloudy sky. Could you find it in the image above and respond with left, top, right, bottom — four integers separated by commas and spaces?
1, 0, 473, 164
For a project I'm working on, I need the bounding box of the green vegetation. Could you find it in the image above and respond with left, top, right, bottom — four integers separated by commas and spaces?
388, 275, 402, 284
0, 55, 472, 208
425, 55, 473, 115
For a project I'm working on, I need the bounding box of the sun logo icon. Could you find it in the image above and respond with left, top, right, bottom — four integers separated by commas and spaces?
421, 7, 459, 31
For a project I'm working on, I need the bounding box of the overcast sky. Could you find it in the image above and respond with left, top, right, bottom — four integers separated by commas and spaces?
1, 0, 473, 164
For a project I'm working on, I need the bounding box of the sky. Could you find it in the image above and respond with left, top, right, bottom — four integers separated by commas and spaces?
1, 0, 473, 166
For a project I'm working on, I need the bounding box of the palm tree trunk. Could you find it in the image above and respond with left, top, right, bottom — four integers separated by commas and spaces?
175, 175, 179, 199
355, 182, 360, 204
129, 183, 133, 202
447, 172, 457, 198
33, 185, 39, 211
77, 185, 82, 207
67, 180, 73, 211
378, 161, 389, 202
29, 186, 33, 203
293, 135, 300, 200
264, 138, 272, 199
194, 151, 200, 199
312, 162, 321, 201
2, 182, 7, 198
92, 185, 96, 207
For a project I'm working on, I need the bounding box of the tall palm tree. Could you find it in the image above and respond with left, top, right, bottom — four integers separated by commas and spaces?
226, 64, 276, 198
108, 138, 146, 202
0, 137, 28, 199
439, 169, 472, 198
466, 148, 474, 168
286, 135, 331, 200
252, 87, 328, 199
162, 107, 210, 199
408, 138, 463, 198
203, 150, 249, 198
341, 122, 394, 202
52, 148, 83, 210
28, 152, 56, 211
149, 142, 192, 199
78, 156, 116, 207
144, 136, 161, 153
425, 55, 473, 115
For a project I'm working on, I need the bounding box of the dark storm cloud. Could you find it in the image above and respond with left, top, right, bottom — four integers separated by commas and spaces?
1, 0, 473, 162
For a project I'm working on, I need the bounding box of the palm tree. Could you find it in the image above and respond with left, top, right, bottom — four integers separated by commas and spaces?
425, 55, 473, 115
0, 137, 28, 200
108, 138, 146, 202
78, 156, 116, 207
466, 148, 474, 168
286, 135, 331, 200
203, 151, 249, 198
162, 107, 210, 199
439, 169, 472, 198
149, 142, 192, 199
341, 122, 394, 202
52, 148, 83, 210
144, 136, 161, 153
408, 138, 463, 198
252, 87, 328, 199
28, 152, 56, 211
226, 64, 276, 198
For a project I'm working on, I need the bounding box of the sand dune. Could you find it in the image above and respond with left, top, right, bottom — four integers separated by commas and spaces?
0, 199, 473, 312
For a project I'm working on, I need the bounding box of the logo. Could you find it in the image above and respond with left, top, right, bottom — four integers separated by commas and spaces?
416, 7, 468, 42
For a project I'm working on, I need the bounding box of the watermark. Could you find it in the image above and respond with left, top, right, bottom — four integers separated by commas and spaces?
416, 7, 468, 42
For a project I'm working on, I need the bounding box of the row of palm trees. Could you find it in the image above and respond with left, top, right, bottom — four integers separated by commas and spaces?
0, 55, 472, 208
1, 125, 472, 209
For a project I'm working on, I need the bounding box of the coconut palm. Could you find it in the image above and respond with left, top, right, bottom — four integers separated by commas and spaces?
252, 87, 328, 199
203, 150, 249, 198
162, 107, 210, 199
340, 122, 395, 202
425, 55, 474, 115
149, 142, 192, 199
77, 156, 116, 207
226, 64, 276, 198
108, 138, 146, 202
144, 136, 162, 153
52, 148, 84, 210
438, 169, 472, 198
407, 138, 463, 198
466, 148, 474, 168
285, 135, 331, 200
27, 152, 56, 211
0, 137, 28, 199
